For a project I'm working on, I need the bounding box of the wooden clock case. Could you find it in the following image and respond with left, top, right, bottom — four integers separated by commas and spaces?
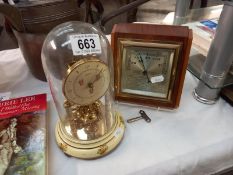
111, 23, 192, 109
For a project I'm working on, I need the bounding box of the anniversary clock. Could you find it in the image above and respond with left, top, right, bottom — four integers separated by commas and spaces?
111, 23, 192, 109
41, 21, 125, 159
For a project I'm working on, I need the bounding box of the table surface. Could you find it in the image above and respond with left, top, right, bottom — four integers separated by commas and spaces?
1, 48, 233, 175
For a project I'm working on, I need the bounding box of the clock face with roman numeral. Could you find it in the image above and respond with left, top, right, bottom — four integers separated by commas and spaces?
63, 58, 110, 105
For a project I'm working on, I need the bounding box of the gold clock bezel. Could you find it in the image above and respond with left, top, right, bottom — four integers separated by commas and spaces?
62, 58, 110, 105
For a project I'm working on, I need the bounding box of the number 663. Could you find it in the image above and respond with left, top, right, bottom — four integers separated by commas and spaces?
77, 39, 96, 49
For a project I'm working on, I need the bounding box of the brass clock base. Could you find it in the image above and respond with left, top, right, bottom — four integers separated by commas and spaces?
55, 113, 125, 159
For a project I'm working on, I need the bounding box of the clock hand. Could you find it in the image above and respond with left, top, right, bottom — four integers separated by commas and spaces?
139, 55, 151, 83
92, 68, 103, 84
88, 83, 94, 94
143, 70, 151, 83
138, 55, 146, 71
87, 68, 103, 94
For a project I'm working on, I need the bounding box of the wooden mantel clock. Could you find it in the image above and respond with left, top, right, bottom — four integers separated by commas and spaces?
111, 23, 192, 109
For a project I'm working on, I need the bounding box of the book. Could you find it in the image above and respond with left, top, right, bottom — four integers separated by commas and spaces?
0, 94, 47, 175
184, 19, 218, 56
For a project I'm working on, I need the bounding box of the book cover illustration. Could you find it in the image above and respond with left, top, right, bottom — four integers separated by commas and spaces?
0, 92, 11, 102
0, 94, 47, 175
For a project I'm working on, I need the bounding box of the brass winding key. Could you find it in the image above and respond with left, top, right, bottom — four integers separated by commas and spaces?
127, 110, 151, 123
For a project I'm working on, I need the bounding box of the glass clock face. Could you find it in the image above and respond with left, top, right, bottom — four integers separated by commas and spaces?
121, 46, 176, 99
63, 59, 110, 105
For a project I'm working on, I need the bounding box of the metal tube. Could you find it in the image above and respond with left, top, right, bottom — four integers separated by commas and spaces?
194, 2, 233, 104
173, 0, 192, 25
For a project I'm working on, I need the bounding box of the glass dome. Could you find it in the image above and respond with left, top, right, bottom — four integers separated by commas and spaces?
41, 21, 124, 158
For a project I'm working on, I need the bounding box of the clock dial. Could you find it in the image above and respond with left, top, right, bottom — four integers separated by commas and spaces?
121, 46, 175, 99
63, 58, 110, 105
